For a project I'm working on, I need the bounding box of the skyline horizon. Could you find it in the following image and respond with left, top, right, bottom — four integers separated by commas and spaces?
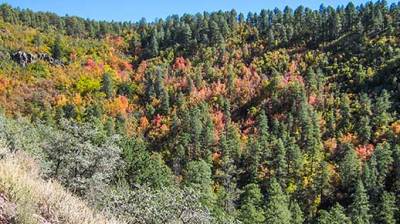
1, 0, 399, 23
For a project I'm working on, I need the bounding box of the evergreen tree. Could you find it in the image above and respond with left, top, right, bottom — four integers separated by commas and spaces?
183, 160, 215, 207
376, 191, 397, 224
160, 89, 170, 115
200, 114, 215, 161
350, 180, 372, 224
375, 142, 393, 190
257, 110, 270, 159
154, 68, 165, 98
325, 109, 336, 138
238, 183, 265, 224
273, 138, 288, 186
62, 104, 77, 119
287, 138, 304, 185
373, 90, 392, 130
359, 93, 372, 117
306, 67, 318, 92
268, 29, 275, 47
101, 73, 113, 99
340, 144, 361, 190
51, 35, 63, 60
318, 203, 352, 224
290, 200, 304, 224
147, 29, 159, 58
243, 137, 261, 184
264, 178, 292, 224
122, 137, 173, 189
363, 155, 379, 198
358, 116, 372, 144
215, 134, 238, 214
33, 34, 42, 49
373, 8, 384, 32
188, 107, 203, 160
339, 94, 352, 134
345, 2, 357, 31
209, 20, 224, 45
224, 122, 241, 161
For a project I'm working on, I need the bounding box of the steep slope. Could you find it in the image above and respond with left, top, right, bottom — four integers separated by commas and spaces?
0, 149, 120, 224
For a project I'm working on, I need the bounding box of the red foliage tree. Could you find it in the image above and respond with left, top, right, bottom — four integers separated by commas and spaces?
355, 144, 375, 160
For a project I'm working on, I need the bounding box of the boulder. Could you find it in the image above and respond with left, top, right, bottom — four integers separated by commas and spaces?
11, 51, 63, 67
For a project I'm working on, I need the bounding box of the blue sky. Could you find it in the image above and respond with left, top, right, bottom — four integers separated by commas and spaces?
1, 0, 399, 22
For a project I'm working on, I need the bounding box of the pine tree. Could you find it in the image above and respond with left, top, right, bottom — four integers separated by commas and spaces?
373, 8, 384, 32
62, 104, 77, 119
224, 122, 241, 161
189, 107, 203, 160
317, 162, 333, 204
290, 200, 304, 224
216, 134, 238, 214
101, 73, 113, 99
355, 66, 368, 85
359, 93, 372, 117
268, 29, 275, 48
375, 142, 393, 190
257, 110, 270, 159
339, 94, 352, 134
52, 35, 63, 60
363, 155, 379, 198
200, 114, 215, 161
264, 178, 292, 224
238, 183, 265, 224
309, 110, 324, 176
147, 28, 159, 58
340, 144, 361, 190
180, 23, 192, 47
325, 109, 336, 138
318, 203, 352, 224
287, 137, 304, 185
243, 137, 261, 184
273, 138, 287, 186
184, 160, 215, 207
160, 89, 170, 115
376, 191, 397, 224
358, 116, 372, 144
122, 137, 173, 189
333, 11, 343, 38
373, 90, 392, 130
209, 20, 224, 45
33, 34, 42, 49
350, 180, 372, 224
345, 2, 357, 31
306, 67, 318, 92
154, 68, 165, 98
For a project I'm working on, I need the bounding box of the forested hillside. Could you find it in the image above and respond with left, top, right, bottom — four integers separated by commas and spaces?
1, 1, 400, 223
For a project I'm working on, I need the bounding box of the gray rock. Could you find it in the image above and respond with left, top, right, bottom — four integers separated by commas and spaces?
11, 51, 63, 67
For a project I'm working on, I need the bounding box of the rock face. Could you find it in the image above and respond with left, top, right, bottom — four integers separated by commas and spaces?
11, 51, 63, 67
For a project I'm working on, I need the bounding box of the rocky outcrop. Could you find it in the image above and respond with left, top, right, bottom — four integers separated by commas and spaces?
11, 51, 63, 67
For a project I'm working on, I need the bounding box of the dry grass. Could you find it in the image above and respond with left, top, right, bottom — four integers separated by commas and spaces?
0, 150, 122, 224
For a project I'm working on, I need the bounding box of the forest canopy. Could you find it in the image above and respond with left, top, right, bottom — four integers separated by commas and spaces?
0, 0, 400, 223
